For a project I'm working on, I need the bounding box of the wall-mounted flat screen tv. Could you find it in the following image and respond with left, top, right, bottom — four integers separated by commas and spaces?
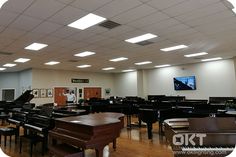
174, 76, 196, 90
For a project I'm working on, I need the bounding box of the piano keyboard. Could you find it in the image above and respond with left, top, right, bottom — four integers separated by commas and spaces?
24, 124, 43, 132
182, 147, 234, 152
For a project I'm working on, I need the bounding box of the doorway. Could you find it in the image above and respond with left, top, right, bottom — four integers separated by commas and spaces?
54, 87, 77, 106
84, 87, 101, 100
2, 89, 15, 101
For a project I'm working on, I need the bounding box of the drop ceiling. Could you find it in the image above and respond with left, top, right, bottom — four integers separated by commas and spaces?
0, 0, 236, 73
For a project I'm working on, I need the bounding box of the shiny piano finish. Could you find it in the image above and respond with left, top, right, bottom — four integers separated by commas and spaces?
49, 112, 124, 157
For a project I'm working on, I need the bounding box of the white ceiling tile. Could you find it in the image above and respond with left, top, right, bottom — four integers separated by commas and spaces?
48, 6, 87, 25
147, 0, 187, 10
185, 10, 234, 27
111, 4, 156, 24
175, 2, 227, 22
2, 0, 34, 13
95, 0, 142, 18
127, 11, 170, 28
55, 0, 75, 5
0, 28, 26, 40
0, 10, 19, 27
72, 0, 113, 12
31, 21, 62, 35
8, 15, 43, 31
39, 36, 62, 45
51, 26, 79, 38
23, 0, 66, 20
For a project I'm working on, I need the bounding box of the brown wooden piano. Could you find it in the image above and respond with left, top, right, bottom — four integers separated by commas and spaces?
164, 117, 236, 157
49, 112, 124, 157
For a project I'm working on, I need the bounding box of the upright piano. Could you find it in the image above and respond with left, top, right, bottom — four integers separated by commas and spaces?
49, 112, 124, 157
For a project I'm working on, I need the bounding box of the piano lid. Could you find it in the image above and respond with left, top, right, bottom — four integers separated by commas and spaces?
14, 90, 34, 103
56, 112, 124, 126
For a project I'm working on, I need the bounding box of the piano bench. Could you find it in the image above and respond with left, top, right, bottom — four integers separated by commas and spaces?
0, 127, 17, 147
49, 143, 84, 157
20, 134, 46, 157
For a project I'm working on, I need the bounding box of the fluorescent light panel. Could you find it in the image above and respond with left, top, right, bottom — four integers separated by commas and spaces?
122, 69, 135, 72
102, 67, 115, 71
135, 61, 152, 65
14, 58, 31, 63
155, 64, 171, 68
0, 0, 8, 9
25, 43, 48, 51
68, 13, 106, 30
3, 63, 16, 67
184, 52, 208, 58
0, 68, 6, 71
125, 33, 157, 43
45, 61, 60, 65
109, 57, 128, 62
201, 57, 222, 62
74, 51, 95, 57
77, 65, 91, 68
227, 0, 236, 13
160, 45, 188, 52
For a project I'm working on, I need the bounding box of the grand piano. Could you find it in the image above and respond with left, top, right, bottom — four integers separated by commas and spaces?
164, 117, 236, 157
49, 112, 124, 157
4, 90, 34, 111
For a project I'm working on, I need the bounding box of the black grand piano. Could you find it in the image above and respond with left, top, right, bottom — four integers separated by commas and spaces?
3, 90, 34, 112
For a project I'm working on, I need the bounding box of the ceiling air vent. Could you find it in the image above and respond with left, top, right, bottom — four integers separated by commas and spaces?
99, 20, 121, 29
0, 51, 13, 55
136, 41, 154, 46
68, 60, 78, 63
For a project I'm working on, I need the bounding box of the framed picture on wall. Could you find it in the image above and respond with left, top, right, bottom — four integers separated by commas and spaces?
47, 89, 53, 97
32, 89, 39, 98
40, 89, 47, 98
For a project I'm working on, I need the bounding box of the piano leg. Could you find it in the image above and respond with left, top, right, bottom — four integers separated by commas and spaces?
95, 146, 104, 157
113, 139, 116, 150
147, 123, 153, 139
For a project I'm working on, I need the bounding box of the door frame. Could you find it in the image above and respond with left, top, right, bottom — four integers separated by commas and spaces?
83, 86, 102, 100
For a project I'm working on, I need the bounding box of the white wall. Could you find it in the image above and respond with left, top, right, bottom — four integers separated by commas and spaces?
114, 71, 137, 97
31, 69, 115, 105
145, 59, 236, 99
0, 73, 19, 100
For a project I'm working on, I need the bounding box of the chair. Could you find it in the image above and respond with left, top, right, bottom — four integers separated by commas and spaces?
0, 127, 17, 147
20, 134, 45, 157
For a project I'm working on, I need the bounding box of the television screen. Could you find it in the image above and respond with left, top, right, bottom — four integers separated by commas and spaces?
174, 76, 196, 90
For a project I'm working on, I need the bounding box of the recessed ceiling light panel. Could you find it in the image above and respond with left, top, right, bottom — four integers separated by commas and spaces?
122, 69, 135, 72
201, 57, 222, 62
0, 0, 8, 9
77, 65, 91, 68
45, 61, 60, 65
3, 63, 16, 67
184, 52, 208, 58
134, 61, 152, 65
0, 68, 6, 71
125, 33, 157, 44
74, 51, 95, 57
155, 64, 171, 68
109, 57, 128, 62
68, 13, 106, 30
102, 67, 115, 71
160, 45, 188, 52
25, 43, 48, 51
14, 58, 31, 63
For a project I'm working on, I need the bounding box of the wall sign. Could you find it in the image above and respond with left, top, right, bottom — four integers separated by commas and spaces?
71, 78, 89, 83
